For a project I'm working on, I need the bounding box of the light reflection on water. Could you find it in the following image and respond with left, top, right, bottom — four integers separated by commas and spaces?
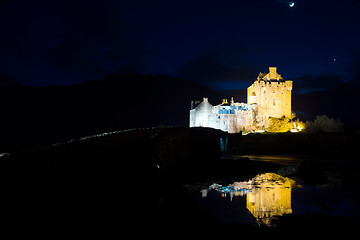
224, 154, 304, 165
200, 173, 295, 225
198, 171, 360, 225
246, 173, 293, 225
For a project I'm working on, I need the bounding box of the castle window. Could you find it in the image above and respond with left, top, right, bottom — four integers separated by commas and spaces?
273, 89, 275, 93
273, 99, 276, 106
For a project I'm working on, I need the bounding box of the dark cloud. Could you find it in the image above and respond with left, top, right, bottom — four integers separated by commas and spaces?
293, 79, 360, 126
0, 0, 147, 85
292, 57, 360, 126
346, 51, 360, 82
49, 0, 146, 76
293, 51, 360, 94
177, 47, 260, 88
293, 74, 344, 94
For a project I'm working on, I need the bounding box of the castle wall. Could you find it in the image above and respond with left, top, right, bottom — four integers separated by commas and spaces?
190, 97, 213, 128
248, 79, 292, 125
234, 108, 255, 131
190, 100, 256, 133
189, 109, 196, 127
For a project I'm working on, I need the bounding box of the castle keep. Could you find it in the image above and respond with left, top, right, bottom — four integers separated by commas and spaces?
190, 67, 293, 133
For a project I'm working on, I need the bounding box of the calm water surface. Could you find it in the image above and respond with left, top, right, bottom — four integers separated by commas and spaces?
195, 155, 360, 225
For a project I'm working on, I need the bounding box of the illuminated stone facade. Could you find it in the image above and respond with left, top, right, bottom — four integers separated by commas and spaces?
189, 97, 256, 133
247, 67, 292, 127
189, 67, 292, 133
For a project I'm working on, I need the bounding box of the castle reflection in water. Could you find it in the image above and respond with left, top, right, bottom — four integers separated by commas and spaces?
246, 173, 293, 225
202, 173, 294, 225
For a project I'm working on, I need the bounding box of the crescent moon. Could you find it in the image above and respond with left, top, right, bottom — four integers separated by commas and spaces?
289, 2, 295, 7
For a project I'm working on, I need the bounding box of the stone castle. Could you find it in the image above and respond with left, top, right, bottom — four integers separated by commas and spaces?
189, 67, 293, 133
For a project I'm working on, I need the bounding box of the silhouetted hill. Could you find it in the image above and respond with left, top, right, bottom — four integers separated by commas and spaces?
0, 74, 220, 151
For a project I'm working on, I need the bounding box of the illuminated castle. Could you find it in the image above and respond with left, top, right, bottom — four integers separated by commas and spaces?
248, 67, 293, 126
189, 67, 293, 133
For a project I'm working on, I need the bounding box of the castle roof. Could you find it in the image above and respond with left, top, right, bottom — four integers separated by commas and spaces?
257, 67, 284, 82
195, 97, 213, 112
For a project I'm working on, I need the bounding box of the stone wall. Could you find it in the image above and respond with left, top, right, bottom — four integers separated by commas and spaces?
191, 101, 255, 133
247, 67, 292, 126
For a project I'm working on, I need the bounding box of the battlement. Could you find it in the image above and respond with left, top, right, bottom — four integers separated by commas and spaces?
253, 79, 292, 88
257, 67, 284, 82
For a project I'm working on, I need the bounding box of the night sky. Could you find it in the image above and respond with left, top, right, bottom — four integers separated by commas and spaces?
1, 0, 359, 90
1, 0, 360, 130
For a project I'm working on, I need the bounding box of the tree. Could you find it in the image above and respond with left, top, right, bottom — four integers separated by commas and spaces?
305, 115, 344, 133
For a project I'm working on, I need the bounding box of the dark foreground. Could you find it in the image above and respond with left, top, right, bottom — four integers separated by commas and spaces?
1, 127, 360, 237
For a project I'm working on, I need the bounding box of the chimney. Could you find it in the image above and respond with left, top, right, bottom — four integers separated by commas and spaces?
269, 67, 277, 79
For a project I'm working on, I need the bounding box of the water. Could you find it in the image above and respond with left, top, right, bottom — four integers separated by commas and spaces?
291, 183, 360, 217
232, 155, 304, 165
226, 154, 359, 165
197, 173, 295, 225
195, 155, 360, 225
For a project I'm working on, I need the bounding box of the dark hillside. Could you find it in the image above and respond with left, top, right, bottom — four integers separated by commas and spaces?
0, 74, 219, 152
0, 127, 224, 236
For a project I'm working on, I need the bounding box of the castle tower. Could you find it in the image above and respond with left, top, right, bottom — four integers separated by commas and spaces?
247, 67, 292, 125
